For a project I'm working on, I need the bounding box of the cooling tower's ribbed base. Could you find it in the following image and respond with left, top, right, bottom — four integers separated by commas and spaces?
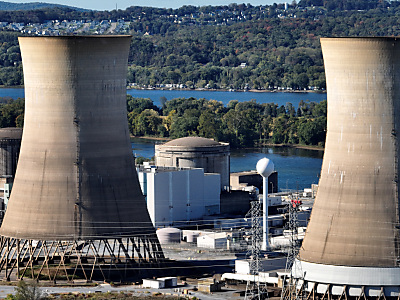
0, 235, 165, 282
292, 259, 400, 298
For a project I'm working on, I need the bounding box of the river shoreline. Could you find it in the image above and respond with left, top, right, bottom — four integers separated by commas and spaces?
130, 135, 324, 151
128, 86, 326, 94
0, 85, 326, 94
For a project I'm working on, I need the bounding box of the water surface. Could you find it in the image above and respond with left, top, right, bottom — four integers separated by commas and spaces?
0, 87, 326, 108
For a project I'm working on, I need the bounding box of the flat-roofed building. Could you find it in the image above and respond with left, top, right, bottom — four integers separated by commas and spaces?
137, 164, 220, 228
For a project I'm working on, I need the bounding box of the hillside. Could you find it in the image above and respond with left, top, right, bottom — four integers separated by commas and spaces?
0, 1, 87, 11
0, 0, 398, 90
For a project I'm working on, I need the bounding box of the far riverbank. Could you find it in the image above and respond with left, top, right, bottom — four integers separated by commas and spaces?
0, 87, 327, 109
131, 135, 324, 152
127, 89, 326, 107
128, 86, 326, 94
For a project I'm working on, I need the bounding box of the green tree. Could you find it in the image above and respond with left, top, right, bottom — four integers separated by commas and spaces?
170, 108, 200, 138
298, 117, 326, 145
222, 107, 261, 147
11, 281, 47, 300
271, 115, 289, 144
126, 96, 158, 114
130, 109, 162, 136
312, 100, 327, 117
198, 110, 221, 139
0, 98, 24, 128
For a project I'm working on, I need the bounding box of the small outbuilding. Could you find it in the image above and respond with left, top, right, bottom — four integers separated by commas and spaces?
197, 232, 228, 249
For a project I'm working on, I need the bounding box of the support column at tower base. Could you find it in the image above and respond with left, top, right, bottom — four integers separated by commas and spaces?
293, 260, 400, 298
0, 235, 165, 282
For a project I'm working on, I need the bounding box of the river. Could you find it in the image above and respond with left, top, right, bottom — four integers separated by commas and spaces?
127, 89, 326, 107
0, 87, 325, 191
0, 87, 326, 108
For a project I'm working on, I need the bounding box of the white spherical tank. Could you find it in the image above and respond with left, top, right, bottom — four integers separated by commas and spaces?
256, 157, 274, 178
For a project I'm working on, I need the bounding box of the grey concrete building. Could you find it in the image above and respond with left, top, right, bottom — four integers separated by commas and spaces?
0, 127, 22, 220
0, 127, 22, 178
230, 170, 278, 193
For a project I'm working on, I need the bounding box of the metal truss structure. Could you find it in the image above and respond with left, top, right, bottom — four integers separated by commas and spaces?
0, 235, 164, 282
280, 197, 400, 300
245, 200, 268, 300
281, 196, 305, 300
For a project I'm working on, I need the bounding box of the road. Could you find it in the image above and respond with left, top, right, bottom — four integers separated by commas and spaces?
0, 282, 243, 300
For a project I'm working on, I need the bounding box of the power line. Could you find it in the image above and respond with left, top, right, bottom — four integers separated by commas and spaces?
245, 200, 268, 300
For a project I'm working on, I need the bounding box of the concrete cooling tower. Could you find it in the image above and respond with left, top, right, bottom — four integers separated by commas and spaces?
0, 36, 164, 281
296, 38, 400, 298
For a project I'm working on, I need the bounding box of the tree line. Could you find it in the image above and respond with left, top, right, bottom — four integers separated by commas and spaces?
0, 95, 326, 148
127, 95, 327, 148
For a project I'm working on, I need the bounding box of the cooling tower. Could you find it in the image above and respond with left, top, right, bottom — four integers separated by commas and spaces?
297, 38, 400, 298
0, 36, 164, 281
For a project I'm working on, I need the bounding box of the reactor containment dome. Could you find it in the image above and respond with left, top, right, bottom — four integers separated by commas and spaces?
155, 136, 230, 191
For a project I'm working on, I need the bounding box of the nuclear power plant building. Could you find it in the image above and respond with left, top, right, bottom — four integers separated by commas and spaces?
296, 38, 400, 298
0, 36, 164, 282
0, 127, 22, 178
0, 127, 22, 219
155, 136, 230, 191
137, 164, 221, 228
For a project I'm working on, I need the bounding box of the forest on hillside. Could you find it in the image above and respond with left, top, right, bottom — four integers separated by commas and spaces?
0, 1, 399, 89
0, 0, 397, 147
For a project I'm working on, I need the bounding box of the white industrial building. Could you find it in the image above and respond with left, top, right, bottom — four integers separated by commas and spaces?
137, 164, 220, 228
270, 227, 306, 248
196, 231, 244, 250
197, 232, 229, 249
0, 177, 12, 220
